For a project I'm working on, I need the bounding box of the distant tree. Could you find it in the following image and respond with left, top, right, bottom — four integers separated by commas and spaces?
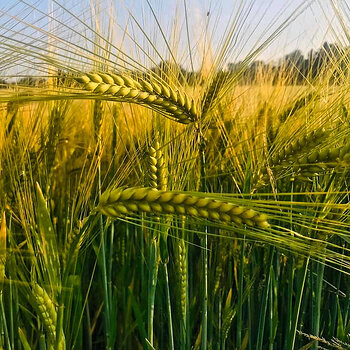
283, 50, 304, 67
17, 77, 35, 86
17, 77, 47, 86
150, 60, 201, 85
0, 78, 8, 89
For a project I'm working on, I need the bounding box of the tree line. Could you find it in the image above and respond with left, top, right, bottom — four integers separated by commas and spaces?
0, 42, 345, 87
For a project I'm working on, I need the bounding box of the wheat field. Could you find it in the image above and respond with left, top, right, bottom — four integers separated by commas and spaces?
1, 1, 350, 349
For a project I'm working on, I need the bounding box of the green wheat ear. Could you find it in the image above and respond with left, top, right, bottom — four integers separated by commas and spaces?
75, 72, 198, 124
0, 212, 6, 286
32, 283, 57, 340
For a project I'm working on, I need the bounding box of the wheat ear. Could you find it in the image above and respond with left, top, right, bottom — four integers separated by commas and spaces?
0, 212, 6, 285
276, 142, 349, 182
201, 71, 227, 117
277, 93, 313, 123
148, 133, 167, 191
76, 73, 198, 124
32, 283, 57, 339
269, 129, 330, 167
93, 99, 104, 141
63, 224, 85, 267
98, 187, 269, 228
257, 129, 335, 185
177, 236, 187, 320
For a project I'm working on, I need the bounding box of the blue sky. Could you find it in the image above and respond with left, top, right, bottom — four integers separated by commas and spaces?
118, 0, 342, 62
0, 0, 346, 71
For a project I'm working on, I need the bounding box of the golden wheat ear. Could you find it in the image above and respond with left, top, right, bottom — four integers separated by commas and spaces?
75, 72, 198, 124
257, 129, 350, 185
98, 186, 269, 228
148, 132, 167, 191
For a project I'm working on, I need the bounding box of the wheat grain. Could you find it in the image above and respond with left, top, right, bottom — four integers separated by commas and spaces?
76, 72, 198, 124
98, 187, 269, 228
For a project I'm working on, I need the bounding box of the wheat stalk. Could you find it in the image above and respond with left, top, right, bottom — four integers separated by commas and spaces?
98, 187, 269, 228
76, 73, 198, 124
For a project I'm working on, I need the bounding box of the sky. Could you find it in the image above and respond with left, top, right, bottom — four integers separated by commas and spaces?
118, 0, 346, 62
0, 0, 348, 73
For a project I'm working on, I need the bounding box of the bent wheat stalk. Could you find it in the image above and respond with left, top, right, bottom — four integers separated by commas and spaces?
98, 187, 269, 228
75, 73, 198, 124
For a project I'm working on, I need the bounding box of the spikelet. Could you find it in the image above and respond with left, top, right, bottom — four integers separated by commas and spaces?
148, 132, 171, 263
292, 142, 350, 180
32, 283, 57, 339
76, 72, 198, 124
98, 187, 269, 228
